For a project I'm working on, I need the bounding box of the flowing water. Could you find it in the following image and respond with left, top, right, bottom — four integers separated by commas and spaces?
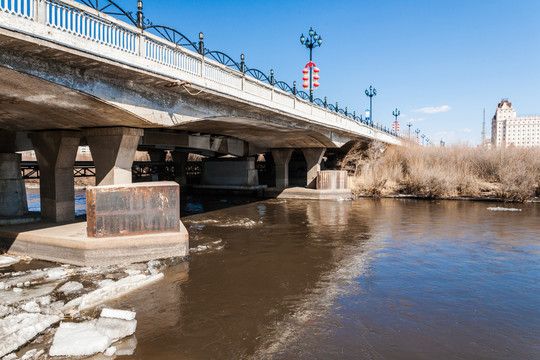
23, 188, 540, 358
99, 196, 539, 360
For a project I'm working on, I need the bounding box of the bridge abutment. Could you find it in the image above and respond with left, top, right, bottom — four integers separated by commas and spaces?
29, 130, 81, 223
302, 148, 326, 189
83, 127, 143, 186
271, 149, 293, 189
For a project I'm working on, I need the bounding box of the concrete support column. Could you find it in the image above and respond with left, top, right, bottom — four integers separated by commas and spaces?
83, 127, 143, 186
302, 148, 326, 188
171, 151, 188, 185
29, 131, 81, 222
271, 149, 293, 189
0, 153, 28, 217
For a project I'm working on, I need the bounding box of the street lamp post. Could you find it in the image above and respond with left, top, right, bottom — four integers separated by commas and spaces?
392, 108, 400, 134
421, 134, 426, 146
299, 27, 323, 102
365, 86, 377, 126
415, 128, 420, 144
407, 122, 412, 141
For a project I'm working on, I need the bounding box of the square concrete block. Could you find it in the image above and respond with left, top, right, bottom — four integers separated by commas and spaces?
316, 171, 348, 190
87, 182, 180, 238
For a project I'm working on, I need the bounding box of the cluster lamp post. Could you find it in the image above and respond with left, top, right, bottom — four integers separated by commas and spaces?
365, 86, 377, 126
299, 27, 323, 102
392, 108, 400, 134
407, 122, 412, 141
421, 134, 426, 146
415, 128, 421, 144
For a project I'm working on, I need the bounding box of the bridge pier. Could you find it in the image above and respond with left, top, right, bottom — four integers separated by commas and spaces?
302, 148, 326, 188
29, 131, 81, 223
83, 127, 143, 186
271, 149, 293, 189
171, 151, 188, 185
0, 153, 28, 217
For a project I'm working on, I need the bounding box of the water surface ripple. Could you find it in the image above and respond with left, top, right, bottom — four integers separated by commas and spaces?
105, 198, 540, 359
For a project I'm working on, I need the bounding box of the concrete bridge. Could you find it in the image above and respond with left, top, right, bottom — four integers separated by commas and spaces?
0, 0, 401, 264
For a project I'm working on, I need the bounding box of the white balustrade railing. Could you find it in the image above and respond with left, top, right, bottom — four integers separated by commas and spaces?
144, 37, 200, 75
47, 1, 137, 54
0, 0, 401, 145
0, 0, 34, 19
203, 62, 242, 89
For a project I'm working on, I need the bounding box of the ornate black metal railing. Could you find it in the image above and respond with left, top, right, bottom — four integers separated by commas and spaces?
74, 0, 398, 134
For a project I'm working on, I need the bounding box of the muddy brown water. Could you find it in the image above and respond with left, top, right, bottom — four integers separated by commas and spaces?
24, 189, 540, 358
73, 196, 538, 360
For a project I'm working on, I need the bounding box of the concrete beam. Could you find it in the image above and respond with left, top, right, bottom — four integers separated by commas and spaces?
0, 153, 28, 217
271, 149, 293, 189
29, 131, 81, 222
302, 148, 326, 189
84, 127, 143, 186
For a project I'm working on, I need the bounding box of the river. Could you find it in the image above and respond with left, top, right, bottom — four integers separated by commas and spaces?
25, 189, 540, 359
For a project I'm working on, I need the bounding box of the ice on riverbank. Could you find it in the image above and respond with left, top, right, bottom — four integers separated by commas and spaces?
58, 281, 83, 295
76, 273, 163, 311
0, 257, 173, 358
101, 308, 136, 321
49, 308, 138, 357
49, 321, 112, 357
0, 255, 19, 268
0, 313, 60, 357
487, 207, 522, 212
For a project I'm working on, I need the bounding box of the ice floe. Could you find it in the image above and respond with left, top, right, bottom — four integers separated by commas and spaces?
487, 207, 522, 212
49, 321, 112, 357
49, 308, 138, 357
100, 308, 136, 321
0, 257, 175, 357
77, 273, 163, 311
58, 281, 84, 294
0, 255, 19, 268
0, 313, 60, 357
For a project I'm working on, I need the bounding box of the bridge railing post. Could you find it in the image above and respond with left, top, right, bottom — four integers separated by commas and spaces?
35, 0, 46, 24
137, 31, 145, 57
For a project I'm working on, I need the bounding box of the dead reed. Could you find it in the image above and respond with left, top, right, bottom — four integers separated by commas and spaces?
342, 142, 540, 202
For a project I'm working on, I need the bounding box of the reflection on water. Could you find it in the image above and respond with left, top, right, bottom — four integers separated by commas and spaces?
104, 198, 540, 359
26, 186, 87, 216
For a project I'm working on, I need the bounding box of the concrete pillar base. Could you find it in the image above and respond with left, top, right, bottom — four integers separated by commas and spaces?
272, 149, 293, 189
83, 127, 143, 186
0, 153, 28, 217
29, 131, 81, 223
302, 148, 326, 189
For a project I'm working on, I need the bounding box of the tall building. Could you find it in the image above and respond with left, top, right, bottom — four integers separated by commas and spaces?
491, 99, 540, 148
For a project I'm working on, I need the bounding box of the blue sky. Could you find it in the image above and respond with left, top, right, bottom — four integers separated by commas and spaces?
111, 0, 539, 145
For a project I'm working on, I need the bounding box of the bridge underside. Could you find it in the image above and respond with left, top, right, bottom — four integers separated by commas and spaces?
0, 25, 361, 227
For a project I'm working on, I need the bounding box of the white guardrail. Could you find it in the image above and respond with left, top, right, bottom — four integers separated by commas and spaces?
0, 0, 401, 145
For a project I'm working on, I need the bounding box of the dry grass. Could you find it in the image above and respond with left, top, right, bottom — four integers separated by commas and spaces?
342, 142, 540, 202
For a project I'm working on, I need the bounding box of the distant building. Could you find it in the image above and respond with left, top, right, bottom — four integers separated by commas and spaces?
491, 100, 540, 148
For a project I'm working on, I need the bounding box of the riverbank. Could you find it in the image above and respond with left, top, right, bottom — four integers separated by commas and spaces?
342, 142, 540, 202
